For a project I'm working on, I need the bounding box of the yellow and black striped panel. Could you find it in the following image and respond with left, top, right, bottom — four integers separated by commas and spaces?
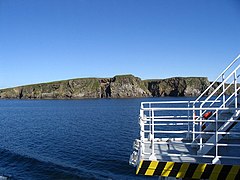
136, 160, 240, 180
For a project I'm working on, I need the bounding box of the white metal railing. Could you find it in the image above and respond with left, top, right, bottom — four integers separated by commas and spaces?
194, 54, 240, 104
192, 54, 240, 143
130, 55, 240, 166
139, 101, 240, 164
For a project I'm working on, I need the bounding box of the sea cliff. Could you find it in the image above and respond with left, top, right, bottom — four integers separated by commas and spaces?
145, 77, 210, 97
0, 75, 233, 99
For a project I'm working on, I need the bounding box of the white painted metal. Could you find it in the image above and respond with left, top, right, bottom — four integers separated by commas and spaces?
138, 104, 240, 164
197, 110, 240, 155
129, 54, 240, 166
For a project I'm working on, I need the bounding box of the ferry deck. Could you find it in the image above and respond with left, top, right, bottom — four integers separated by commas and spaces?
129, 54, 240, 179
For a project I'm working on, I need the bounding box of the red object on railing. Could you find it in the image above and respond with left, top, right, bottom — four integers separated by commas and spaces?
203, 111, 212, 119
202, 111, 213, 131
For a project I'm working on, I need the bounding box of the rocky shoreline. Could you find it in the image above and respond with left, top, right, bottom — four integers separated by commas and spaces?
0, 74, 234, 99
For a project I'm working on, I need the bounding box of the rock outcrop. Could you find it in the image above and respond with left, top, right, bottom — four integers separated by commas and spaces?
0, 75, 151, 99
110, 75, 151, 98
145, 77, 210, 97
0, 78, 100, 99
0, 75, 234, 99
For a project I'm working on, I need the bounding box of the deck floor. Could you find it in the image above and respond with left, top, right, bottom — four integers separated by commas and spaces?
142, 138, 240, 165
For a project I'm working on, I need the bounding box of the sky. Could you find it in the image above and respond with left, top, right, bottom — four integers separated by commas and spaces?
0, 0, 240, 89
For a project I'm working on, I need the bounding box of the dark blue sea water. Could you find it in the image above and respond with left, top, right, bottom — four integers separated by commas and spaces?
0, 97, 195, 180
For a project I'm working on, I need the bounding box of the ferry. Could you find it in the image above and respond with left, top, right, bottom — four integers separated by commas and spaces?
129, 54, 240, 179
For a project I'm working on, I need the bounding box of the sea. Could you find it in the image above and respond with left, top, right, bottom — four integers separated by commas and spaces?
0, 97, 196, 180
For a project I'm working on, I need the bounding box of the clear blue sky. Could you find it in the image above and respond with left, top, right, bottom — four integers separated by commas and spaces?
0, 0, 240, 89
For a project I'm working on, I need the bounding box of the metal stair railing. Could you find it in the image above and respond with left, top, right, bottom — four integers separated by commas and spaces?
199, 63, 240, 110
197, 109, 240, 155
194, 54, 240, 105
192, 54, 240, 152
194, 66, 240, 134
129, 54, 240, 169
138, 102, 240, 165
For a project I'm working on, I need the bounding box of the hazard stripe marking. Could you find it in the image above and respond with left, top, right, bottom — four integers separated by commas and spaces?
192, 163, 207, 179
136, 160, 240, 179
209, 164, 223, 179
235, 168, 240, 180
135, 160, 143, 175
184, 163, 198, 178
145, 161, 158, 176
176, 163, 190, 178
200, 164, 215, 179
168, 162, 182, 177
153, 162, 166, 176
218, 165, 232, 180
137, 161, 150, 175
226, 165, 240, 180
161, 162, 175, 177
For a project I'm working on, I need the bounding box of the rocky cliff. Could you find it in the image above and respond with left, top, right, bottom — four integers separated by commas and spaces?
0, 75, 233, 99
0, 75, 151, 99
0, 78, 100, 99
146, 77, 211, 97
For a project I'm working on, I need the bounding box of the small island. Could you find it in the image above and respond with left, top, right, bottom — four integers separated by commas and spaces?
0, 74, 234, 99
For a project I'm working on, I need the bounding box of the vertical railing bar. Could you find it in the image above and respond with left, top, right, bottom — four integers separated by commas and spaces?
215, 109, 219, 161
199, 110, 203, 152
149, 109, 156, 160
192, 104, 196, 141
222, 73, 226, 108
148, 103, 151, 141
140, 109, 145, 157
234, 71, 237, 111
187, 101, 190, 140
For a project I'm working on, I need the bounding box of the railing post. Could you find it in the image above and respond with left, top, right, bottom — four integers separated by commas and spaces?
213, 109, 220, 164
186, 101, 190, 140
149, 109, 156, 160
199, 108, 203, 152
192, 104, 196, 141
216, 110, 218, 156
234, 71, 238, 111
148, 103, 151, 141
139, 109, 145, 156
222, 74, 226, 108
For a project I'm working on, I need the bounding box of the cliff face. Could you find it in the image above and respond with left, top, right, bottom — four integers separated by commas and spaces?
0, 78, 100, 99
146, 77, 210, 97
110, 75, 151, 98
0, 75, 231, 99
98, 74, 152, 98
0, 75, 151, 99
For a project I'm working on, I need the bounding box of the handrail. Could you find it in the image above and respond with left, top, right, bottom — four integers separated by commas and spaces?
199, 64, 240, 109
141, 107, 238, 111
194, 54, 240, 103
189, 56, 240, 143
195, 68, 240, 120
139, 102, 240, 164
131, 54, 240, 170
141, 100, 220, 109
